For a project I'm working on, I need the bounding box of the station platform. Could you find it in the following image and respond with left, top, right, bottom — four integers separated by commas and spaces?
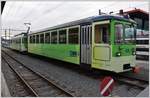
137, 86, 149, 97
1, 72, 11, 97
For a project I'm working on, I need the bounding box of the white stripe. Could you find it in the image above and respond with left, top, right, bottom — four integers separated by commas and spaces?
101, 78, 114, 95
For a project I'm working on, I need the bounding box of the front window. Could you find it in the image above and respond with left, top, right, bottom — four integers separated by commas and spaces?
115, 24, 123, 44
115, 23, 136, 44
124, 24, 135, 43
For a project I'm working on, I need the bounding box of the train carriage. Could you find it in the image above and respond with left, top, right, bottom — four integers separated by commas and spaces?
28, 15, 137, 73
10, 33, 27, 52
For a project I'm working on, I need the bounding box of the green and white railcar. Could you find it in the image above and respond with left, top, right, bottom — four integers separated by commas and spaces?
10, 33, 27, 52
28, 15, 136, 73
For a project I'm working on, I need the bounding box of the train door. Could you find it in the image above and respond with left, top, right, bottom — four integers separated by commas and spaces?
92, 20, 111, 63
81, 25, 92, 64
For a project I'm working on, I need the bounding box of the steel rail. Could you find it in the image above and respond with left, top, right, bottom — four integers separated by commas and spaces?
118, 74, 149, 83
2, 55, 39, 97
115, 76, 148, 89
2, 50, 74, 97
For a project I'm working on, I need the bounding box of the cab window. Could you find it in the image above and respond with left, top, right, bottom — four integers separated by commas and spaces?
115, 24, 123, 44
124, 24, 135, 44
95, 24, 109, 44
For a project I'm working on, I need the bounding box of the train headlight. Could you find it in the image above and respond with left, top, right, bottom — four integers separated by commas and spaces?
116, 52, 121, 56
132, 51, 136, 55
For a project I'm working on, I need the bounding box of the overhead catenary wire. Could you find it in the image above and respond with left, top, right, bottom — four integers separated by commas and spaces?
2, 1, 148, 36
1, 29, 26, 31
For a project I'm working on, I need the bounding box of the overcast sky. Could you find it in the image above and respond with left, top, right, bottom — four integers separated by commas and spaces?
1, 1, 149, 36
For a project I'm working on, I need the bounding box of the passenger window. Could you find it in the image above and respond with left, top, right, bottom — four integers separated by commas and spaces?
59, 29, 67, 44
30, 36, 32, 43
22, 37, 27, 43
69, 27, 79, 44
40, 34, 44, 43
95, 24, 109, 44
45, 32, 50, 43
19, 38, 21, 43
33, 35, 36, 43
36, 35, 39, 43
51, 31, 57, 44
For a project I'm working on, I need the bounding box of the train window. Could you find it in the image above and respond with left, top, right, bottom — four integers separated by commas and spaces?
19, 38, 21, 43
33, 35, 36, 43
40, 34, 44, 43
68, 27, 79, 44
51, 31, 57, 44
124, 24, 135, 44
115, 24, 123, 44
45, 32, 50, 43
22, 37, 27, 43
94, 24, 109, 44
59, 29, 67, 44
16, 39, 18, 43
30, 36, 32, 43
36, 35, 40, 43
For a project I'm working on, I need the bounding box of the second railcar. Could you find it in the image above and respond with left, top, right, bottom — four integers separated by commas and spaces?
10, 33, 27, 52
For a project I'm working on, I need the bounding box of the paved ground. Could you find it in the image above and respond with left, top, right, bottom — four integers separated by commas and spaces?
2, 48, 149, 97
136, 60, 149, 70
1, 73, 11, 97
137, 86, 149, 97
119, 60, 149, 81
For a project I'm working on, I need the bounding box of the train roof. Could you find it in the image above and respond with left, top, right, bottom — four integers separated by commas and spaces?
14, 32, 27, 37
11, 32, 27, 39
30, 14, 136, 34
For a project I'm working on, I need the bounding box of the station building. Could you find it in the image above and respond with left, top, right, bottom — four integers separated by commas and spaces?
123, 9, 149, 60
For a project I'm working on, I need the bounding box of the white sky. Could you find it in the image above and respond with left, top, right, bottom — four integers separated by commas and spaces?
1, 1, 149, 36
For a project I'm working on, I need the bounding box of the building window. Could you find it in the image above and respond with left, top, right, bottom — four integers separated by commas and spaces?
68, 27, 79, 44
144, 20, 149, 30
134, 18, 142, 30
51, 31, 57, 44
40, 33, 44, 43
59, 29, 67, 44
45, 32, 50, 43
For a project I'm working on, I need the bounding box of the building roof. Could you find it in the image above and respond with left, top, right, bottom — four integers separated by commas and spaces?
123, 9, 149, 20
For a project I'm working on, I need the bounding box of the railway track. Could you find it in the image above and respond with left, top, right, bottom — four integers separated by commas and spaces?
115, 75, 148, 89
2, 48, 149, 96
2, 50, 74, 97
2, 58, 33, 97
